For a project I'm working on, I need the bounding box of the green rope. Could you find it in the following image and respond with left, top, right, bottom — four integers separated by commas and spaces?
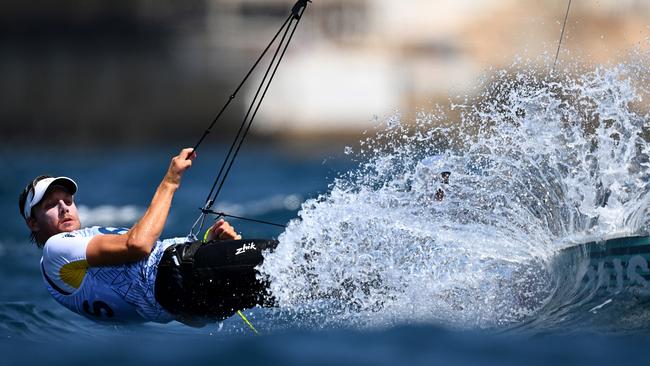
237, 310, 260, 335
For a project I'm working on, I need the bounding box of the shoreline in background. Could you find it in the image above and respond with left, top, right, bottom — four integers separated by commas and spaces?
2, 1, 649, 146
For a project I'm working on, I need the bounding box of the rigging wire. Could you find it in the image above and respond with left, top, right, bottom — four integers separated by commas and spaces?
188, 14, 293, 156
202, 209, 288, 228
208, 5, 308, 209
551, 0, 573, 75
204, 13, 295, 211
188, 0, 310, 238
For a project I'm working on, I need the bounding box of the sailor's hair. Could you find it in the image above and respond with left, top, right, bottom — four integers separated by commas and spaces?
18, 175, 53, 248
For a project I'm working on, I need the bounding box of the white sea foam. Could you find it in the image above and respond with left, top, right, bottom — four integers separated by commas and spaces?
260, 57, 650, 330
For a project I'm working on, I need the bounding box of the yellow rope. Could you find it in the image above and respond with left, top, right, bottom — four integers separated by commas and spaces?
237, 310, 260, 335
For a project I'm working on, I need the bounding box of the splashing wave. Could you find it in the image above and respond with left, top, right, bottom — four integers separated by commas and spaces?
260, 60, 650, 331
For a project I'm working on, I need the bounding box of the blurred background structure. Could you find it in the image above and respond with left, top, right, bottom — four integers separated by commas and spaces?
1, 0, 650, 147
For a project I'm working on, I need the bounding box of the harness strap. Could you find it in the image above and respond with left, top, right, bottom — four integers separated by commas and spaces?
180, 241, 204, 263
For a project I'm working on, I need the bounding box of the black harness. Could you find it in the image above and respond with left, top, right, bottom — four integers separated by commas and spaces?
154, 239, 278, 324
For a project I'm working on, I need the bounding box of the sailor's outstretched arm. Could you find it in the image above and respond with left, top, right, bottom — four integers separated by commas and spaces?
86, 148, 196, 266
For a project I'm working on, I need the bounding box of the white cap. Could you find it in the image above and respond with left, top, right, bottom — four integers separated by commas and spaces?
23, 177, 78, 219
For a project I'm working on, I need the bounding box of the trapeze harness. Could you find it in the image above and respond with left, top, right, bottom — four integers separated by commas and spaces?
154, 237, 278, 322
41, 226, 277, 324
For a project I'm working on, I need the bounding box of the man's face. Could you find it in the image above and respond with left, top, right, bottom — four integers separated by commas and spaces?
28, 186, 81, 240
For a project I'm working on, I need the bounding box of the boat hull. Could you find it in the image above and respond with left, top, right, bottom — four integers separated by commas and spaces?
577, 236, 650, 295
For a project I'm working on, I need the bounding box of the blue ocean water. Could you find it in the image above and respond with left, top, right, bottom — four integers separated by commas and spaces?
4, 60, 650, 365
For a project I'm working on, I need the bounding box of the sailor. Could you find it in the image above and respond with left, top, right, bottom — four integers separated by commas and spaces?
19, 148, 275, 327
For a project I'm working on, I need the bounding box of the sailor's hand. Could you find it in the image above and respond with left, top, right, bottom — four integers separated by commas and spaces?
164, 148, 197, 187
206, 219, 241, 241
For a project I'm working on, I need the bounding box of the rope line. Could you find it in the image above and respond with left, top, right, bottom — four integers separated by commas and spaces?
237, 310, 260, 335
187, 0, 310, 237
204, 14, 296, 210
552, 0, 572, 74
210, 5, 308, 207
189, 14, 293, 156
202, 209, 288, 228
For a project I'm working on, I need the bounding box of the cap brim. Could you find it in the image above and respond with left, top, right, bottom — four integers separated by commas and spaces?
48, 177, 78, 196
